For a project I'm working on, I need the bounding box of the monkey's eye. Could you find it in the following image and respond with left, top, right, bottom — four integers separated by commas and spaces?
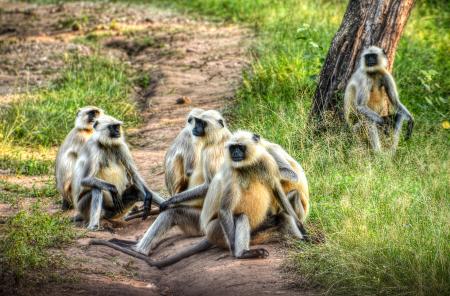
218, 119, 224, 127
93, 121, 99, 129
87, 110, 97, 117
188, 116, 193, 123
252, 134, 260, 142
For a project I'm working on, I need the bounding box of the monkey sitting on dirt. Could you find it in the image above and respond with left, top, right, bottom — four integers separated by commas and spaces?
71, 115, 164, 230
164, 108, 205, 196
344, 45, 414, 152
90, 131, 308, 268
55, 106, 104, 211
124, 108, 206, 221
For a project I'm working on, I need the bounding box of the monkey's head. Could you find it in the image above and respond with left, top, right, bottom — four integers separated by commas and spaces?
92, 115, 124, 146
225, 130, 266, 168
186, 108, 205, 127
75, 106, 104, 130
191, 110, 228, 144
361, 46, 388, 73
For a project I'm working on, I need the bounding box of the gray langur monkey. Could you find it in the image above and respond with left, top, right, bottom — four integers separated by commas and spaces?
163, 110, 231, 206
90, 131, 307, 268
132, 109, 232, 254
55, 106, 104, 211
71, 115, 164, 230
164, 108, 205, 196
344, 45, 414, 152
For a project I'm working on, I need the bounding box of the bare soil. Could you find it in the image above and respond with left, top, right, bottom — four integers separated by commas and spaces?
0, 2, 312, 295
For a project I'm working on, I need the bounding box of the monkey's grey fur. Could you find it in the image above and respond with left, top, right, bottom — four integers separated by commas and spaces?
344, 45, 414, 152
164, 108, 204, 196
55, 106, 103, 211
71, 115, 164, 230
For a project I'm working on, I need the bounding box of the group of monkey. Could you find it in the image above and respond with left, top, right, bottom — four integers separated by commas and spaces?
54, 46, 414, 268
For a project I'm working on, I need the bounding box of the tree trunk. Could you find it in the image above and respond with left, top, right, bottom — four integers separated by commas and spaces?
311, 0, 415, 119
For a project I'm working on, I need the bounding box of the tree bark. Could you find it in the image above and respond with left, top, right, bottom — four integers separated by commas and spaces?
311, 0, 415, 119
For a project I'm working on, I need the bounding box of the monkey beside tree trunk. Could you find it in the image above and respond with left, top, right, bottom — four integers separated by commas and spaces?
311, 0, 415, 119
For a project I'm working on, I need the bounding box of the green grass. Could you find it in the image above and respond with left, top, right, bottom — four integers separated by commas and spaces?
0, 202, 76, 278
0, 180, 58, 204
0, 156, 53, 175
0, 54, 140, 147
143, 0, 449, 295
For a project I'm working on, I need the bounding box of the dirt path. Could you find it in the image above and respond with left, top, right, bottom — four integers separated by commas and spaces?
0, 2, 311, 295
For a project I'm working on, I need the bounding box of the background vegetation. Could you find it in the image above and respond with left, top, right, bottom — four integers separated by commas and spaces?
0, 54, 140, 175
0, 0, 448, 294
148, 1, 449, 295
0, 203, 76, 278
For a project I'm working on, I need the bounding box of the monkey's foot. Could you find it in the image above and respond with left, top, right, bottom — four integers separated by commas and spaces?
237, 248, 269, 259
61, 199, 73, 211
71, 214, 84, 223
87, 222, 104, 231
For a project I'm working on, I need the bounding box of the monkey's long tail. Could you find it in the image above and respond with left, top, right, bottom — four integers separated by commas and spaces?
151, 239, 213, 268
89, 238, 213, 269
90, 239, 153, 264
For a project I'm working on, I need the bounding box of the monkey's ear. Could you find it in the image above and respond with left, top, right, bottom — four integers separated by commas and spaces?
93, 121, 99, 129
218, 119, 224, 127
382, 48, 387, 56
252, 133, 260, 142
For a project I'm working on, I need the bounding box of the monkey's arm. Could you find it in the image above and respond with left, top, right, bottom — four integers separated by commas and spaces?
273, 182, 308, 240
79, 159, 124, 212
119, 145, 165, 219
159, 183, 209, 211
183, 151, 195, 178
382, 74, 414, 139
355, 87, 384, 125
219, 183, 238, 254
81, 177, 123, 212
266, 146, 298, 182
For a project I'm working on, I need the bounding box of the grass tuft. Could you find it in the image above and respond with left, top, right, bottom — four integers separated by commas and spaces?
0, 180, 58, 204
0, 202, 76, 279
0, 54, 140, 147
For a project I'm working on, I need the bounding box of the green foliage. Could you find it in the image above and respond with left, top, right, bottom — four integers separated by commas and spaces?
0, 180, 58, 204
143, 0, 449, 295
0, 54, 140, 147
0, 203, 76, 278
0, 156, 53, 176
55, 15, 90, 31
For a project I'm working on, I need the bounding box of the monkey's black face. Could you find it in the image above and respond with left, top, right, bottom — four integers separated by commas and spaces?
365, 53, 378, 67
229, 144, 247, 162
108, 124, 121, 138
192, 118, 207, 137
87, 110, 99, 123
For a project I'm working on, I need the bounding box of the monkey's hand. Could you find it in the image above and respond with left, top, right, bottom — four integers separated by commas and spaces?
107, 185, 123, 213
406, 116, 414, 140
296, 221, 310, 242
142, 189, 153, 221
